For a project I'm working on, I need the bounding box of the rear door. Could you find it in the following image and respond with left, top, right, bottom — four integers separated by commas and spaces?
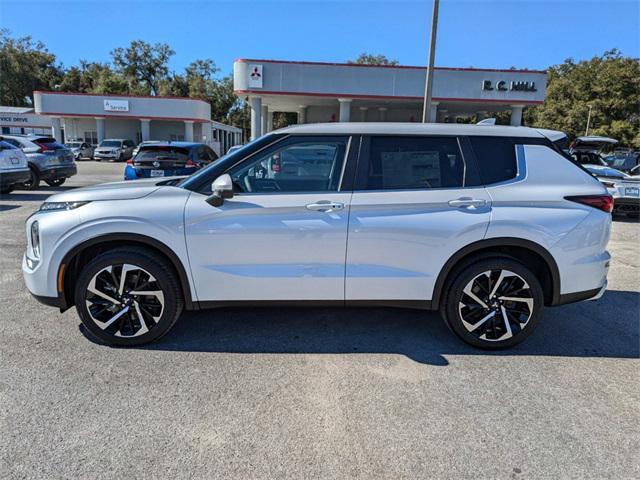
345, 135, 491, 303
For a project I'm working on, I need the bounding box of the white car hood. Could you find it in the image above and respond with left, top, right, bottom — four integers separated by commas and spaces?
46, 177, 184, 203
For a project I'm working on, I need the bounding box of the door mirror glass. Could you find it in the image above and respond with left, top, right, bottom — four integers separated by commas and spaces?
206, 173, 234, 207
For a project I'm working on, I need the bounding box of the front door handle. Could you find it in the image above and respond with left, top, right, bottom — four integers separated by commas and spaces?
306, 201, 344, 212
448, 197, 487, 208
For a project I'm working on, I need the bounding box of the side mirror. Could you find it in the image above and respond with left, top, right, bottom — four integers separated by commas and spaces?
206, 173, 234, 207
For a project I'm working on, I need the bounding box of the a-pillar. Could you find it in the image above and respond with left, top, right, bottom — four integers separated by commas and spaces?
140, 119, 151, 142
184, 121, 194, 142
359, 107, 368, 122
378, 107, 388, 121
510, 105, 524, 126
338, 98, 352, 122
95, 117, 106, 143
250, 96, 262, 140
297, 106, 306, 124
50, 117, 62, 142
428, 102, 440, 123
261, 105, 268, 135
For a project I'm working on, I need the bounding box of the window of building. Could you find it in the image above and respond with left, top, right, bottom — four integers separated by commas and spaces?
363, 136, 465, 190
469, 136, 518, 185
228, 137, 348, 193
84, 131, 98, 146
170, 134, 185, 142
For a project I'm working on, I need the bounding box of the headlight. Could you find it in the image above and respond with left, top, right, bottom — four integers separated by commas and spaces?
31, 221, 40, 258
39, 201, 90, 212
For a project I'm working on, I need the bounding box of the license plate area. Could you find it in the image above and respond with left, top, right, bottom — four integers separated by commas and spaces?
624, 187, 639, 197
150, 169, 164, 177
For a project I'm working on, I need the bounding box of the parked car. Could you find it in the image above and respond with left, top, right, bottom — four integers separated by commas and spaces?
124, 142, 218, 180
1, 134, 77, 189
65, 140, 94, 160
23, 123, 612, 349
569, 136, 617, 166
584, 164, 639, 218
94, 139, 135, 162
0, 139, 30, 194
603, 151, 640, 174
131, 140, 162, 159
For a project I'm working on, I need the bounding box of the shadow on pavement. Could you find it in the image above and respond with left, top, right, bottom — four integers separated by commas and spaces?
77, 289, 640, 365
0, 204, 21, 212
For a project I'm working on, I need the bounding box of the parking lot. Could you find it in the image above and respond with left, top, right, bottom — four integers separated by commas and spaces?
1, 161, 639, 479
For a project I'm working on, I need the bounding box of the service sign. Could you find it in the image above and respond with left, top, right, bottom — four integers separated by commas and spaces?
248, 64, 263, 88
103, 99, 130, 112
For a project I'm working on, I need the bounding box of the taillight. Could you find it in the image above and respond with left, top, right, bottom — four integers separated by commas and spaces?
565, 195, 614, 213
35, 142, 50, 152
126, 159, 133, 165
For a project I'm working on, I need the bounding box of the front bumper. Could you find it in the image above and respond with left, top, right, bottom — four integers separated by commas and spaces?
94, 152, 120, 160
1, 168, 31, 187
39, 164, 77, 181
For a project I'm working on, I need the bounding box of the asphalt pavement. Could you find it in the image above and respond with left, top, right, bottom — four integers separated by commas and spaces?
1, 161, 638, 479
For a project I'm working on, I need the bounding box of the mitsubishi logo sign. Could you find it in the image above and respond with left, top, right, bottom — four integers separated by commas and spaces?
248, 64, 263, 88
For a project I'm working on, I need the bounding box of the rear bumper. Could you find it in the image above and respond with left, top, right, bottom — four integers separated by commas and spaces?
125, 166, 195, 180
0, 168, 31, 187
39, 165, 77, 180
613, 197, 639, 214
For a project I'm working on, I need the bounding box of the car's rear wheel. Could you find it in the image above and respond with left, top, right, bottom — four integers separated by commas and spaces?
46, 178, 66, 187
441, 258, 543, 349
74, 248, 183, 346
0, 185, 15, 194
22, 167, 40, 190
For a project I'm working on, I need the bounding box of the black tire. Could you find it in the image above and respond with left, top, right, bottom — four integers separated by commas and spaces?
0, 185, 15, 195
440, 257, 544, 349
46, 178, 66, 187
74, 247, 184, 346
22, 167, 40, 190
118, 153, 124, 162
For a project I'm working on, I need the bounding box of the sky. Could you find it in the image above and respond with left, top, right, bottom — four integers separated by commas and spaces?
0, 0, 638, 76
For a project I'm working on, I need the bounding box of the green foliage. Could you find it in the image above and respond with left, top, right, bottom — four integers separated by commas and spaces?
347, 53, 399, 66
0, 29, 62, 106
525, 49, 640, 147
111, 40, 175, 95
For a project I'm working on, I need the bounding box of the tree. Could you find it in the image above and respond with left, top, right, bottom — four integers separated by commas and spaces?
525, 49, 640, 147
0, 29, 62, 106
111, 40, 174, 95
347, 53, 399, 66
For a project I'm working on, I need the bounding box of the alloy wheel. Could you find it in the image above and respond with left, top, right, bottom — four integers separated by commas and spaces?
84, 263, 165, 338
458, 269, 534, 342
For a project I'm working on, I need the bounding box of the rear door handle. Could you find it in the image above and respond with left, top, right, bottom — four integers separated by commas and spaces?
448, 197, 487, 208
306, 201, 344, 212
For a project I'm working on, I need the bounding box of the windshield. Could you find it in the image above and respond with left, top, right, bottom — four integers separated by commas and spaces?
135, 146, 189, 161
99, 140, 122, 147
605, 156, 636, 170
586, 166, 629, 179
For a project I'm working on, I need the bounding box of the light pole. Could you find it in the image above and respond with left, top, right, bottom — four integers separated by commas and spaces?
422, 0, 440, 123
585, 104, 593, 136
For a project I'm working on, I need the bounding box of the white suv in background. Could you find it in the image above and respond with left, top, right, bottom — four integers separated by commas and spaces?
23, 123, 612, 348
0, 139, 30, 194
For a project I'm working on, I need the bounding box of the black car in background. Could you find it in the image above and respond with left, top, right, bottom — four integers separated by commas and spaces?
124, 142, 218, 180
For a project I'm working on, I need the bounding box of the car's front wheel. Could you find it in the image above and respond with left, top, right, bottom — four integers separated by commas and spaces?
441, 258, 544, 349
46, 178, 66, 187
74, 248, 184, 346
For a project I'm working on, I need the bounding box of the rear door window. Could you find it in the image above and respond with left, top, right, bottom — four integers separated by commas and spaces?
359, 136, 466, 190
468, 136, 518, 185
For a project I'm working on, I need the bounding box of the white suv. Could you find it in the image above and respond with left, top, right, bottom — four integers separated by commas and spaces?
23, 123, 612, 348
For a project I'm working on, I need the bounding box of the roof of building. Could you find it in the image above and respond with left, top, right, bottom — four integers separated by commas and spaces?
0, 106, 35, 114
276, 122, 550, 138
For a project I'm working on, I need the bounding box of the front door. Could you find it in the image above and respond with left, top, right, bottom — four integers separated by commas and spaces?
345, 135, 492, 303
184, 135, 356, 302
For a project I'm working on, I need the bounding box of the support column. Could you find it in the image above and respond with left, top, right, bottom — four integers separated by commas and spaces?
510, 105, 524, 126
297, 106, 307, 125
359, 107, 368, 122
140, 119, 151, 142
95, 117, 106, 143
50, 117, 62, 142
338, 98, 352, 122
250, 96, 262, 140
184, 121, 194, 142
267, 111, 274, 132
201, 122, 212, 143
378, 107, 388, 121
261, 105, 268, 135
428, 102, 440, 123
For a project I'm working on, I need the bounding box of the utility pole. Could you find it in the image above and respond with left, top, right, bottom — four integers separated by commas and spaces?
422, 0, 440, 123
585, 104, 593, 136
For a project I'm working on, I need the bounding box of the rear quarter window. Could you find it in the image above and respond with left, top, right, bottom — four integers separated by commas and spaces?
469, 136, 518, 185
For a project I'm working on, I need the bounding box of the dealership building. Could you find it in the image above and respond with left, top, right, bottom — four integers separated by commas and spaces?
1, 92, 242, 154
233, 59, 547, 140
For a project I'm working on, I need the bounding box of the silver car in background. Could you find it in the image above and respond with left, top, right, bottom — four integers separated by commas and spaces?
0, 134, 77, 189
94, 139, 135, 162
65, 140, 94, 160
0, 139, 30, 194
585, 164, 640, 218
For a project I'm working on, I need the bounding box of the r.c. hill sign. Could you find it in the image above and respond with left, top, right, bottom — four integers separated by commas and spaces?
482, 80, 537, 92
